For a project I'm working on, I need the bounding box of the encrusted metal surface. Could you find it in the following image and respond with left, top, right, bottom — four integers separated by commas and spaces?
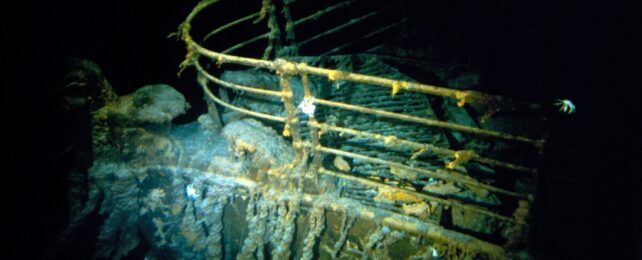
151, 0, 551, 258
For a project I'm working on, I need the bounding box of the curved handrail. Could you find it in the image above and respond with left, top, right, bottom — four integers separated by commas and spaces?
176, 1, 543, 256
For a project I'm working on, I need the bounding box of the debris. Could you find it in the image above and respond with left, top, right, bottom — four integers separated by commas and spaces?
333, 155, 351, 172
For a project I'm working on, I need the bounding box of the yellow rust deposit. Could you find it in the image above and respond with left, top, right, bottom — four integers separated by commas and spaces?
455, 91, 470, 107
410, 145, 427, 160
216, 56, 225, 67
375, 187, 423, 204
282, 123, 291, 137
383, 135, 397, 146
327, 70, 348, 81
446, 150, 477, 170
234, 140, 256, 157
391, 81, 409, 96
267, 166, 286, 177
253, 0, 270, 24
274, 59, 298, 75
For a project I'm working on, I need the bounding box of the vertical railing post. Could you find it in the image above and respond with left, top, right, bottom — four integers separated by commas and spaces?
279, 75, 304, 165
300, 70, 324, 177
280, 0, 298, 56
198, 72, 223, 129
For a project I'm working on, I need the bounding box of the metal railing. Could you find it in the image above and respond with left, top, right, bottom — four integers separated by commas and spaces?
177, 0, 547, 257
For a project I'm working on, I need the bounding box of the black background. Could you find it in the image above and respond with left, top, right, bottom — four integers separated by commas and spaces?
6, 0, 639, 259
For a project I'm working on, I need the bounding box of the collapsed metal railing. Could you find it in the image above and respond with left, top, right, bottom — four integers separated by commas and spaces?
177, 0, 547, 258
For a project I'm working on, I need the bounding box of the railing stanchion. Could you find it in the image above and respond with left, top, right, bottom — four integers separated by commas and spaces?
300, 70, 324, 176
198, 72, 223, 128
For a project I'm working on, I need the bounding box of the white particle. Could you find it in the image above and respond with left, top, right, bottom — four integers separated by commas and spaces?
298, 97, 316, 117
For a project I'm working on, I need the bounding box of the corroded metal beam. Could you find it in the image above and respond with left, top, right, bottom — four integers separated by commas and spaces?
184, 42, 544, 146
313, 98, 540, 145
216, 0, 360, 55
203, 12, 261, 42
198, 72, 287, 123
308, 121, 536, 173
319, 167, 522, 224
292, 0, 358, 26
195, 61, 285, 97
300, 72, 324, 176
279, 76, 304, 148
320, 18, 409, 56
135, 165, 506, 259
300, 193, 507, 259
312, 144, 526, 198
297, 4, 397, 48
222, 32, 270, 54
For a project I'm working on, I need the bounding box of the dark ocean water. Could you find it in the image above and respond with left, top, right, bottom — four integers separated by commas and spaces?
9, 0, 639, 259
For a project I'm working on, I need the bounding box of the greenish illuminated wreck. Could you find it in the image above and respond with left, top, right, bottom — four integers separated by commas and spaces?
53, 1, 559, 259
